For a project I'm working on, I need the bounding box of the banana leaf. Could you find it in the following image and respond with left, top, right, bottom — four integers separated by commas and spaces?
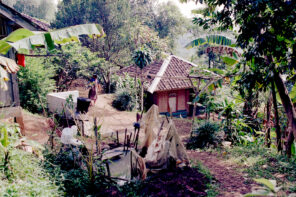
186, 34, 235, 49
221, 56, 239, 66
0, 24, 105, 54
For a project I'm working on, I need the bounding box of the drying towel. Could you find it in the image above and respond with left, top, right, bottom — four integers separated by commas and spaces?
0, 56, 20, 73
16, 54, 25, 67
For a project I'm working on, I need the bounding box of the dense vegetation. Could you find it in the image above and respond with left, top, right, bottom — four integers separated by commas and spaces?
1, 0, 296, 196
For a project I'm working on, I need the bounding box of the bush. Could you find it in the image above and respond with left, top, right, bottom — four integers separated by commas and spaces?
112, 91, 134, 111
187, 121, 222, 149
17, 56, 55, 113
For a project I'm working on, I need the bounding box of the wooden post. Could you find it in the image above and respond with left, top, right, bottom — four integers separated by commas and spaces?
105, 162, 111, 177
130, 150, 133, 179
94, 117, 98, 153
116, 130, 119, 146
123, 129, 127, 151
126, 135, 130, 154
141, 70, 144, 112
157, 121, 165, 137
189, 77, 201, 137
135, 128, 140, 151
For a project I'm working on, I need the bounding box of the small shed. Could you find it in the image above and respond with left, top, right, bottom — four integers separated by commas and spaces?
118, 55, 197, 117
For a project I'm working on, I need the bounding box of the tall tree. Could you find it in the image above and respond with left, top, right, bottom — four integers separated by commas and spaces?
52, 0, 186, 67
4, 0, 56, 22
193, 0, 296, 155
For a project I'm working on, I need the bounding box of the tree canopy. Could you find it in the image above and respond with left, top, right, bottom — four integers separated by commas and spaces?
193, 0, 296, 154
52, 0, 187, 67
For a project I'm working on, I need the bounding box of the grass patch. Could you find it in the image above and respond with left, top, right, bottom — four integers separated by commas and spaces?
223, 145, 296, 193
0, 149, 62, 197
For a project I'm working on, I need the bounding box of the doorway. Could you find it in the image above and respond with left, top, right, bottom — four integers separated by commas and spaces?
168, 93, 177, 112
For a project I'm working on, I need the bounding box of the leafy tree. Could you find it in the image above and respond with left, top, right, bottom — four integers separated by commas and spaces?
193, 0, 296, 155
133, 47, 152, 111
152, 2, 188, 50
48, 43, 100, 91
52, 0, 186, 67
17, 56, 56, 113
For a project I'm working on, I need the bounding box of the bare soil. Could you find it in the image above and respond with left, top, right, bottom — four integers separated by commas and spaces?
188, 151, 257, 197
22, 112, 51, 144
134, 167, 209, 197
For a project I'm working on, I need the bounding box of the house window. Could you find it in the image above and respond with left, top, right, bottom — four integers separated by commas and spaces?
168, 93, 177, 112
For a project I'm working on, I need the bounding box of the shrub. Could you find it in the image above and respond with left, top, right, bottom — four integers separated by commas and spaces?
17, 56, 56, 113
112, 91, 134, 111
187, 121, 221, 149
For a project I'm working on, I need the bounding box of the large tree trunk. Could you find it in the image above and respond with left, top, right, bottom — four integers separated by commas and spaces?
273, 71, 296, 156
271, 80, 282, 151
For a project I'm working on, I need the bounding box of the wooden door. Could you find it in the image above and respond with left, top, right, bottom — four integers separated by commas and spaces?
169, 95, 177, 112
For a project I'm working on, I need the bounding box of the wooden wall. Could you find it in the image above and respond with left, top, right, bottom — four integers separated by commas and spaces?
154, 89, 190, 113
0, 15, 21, 107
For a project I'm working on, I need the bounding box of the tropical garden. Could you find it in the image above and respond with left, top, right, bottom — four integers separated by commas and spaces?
1, 0, 296, 196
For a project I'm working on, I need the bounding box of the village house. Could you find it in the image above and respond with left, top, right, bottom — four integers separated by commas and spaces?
0, 1, 49, 106
0, 1, 50, 133
118, 55, 198, 117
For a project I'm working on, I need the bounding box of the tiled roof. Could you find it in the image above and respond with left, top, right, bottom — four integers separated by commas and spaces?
117, 55, 196, 93
20, 13, 50, 31
0, 2, 50, 31
155, 56, 194, 92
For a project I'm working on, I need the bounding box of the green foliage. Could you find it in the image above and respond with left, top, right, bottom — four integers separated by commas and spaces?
112, 91, 134, 111
17, 56, 55, 113
49, 43, 99, 90
5, 24, 104, 54
113, 74, 140, 110
186, 35, 234, 49
224, 145, 296, 193
244, 178, 281, 196
52, 0, 185, 67
194, 0, 296, 156
0, 123, 62, 196
0, 28, 34, 55
133, 47, 152, 70
152, 2, 188, 49
187, 121, 221, 149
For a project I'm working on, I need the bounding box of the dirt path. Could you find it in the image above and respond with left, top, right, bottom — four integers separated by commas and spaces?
188, 151, 256, 197
88, 94, 137, 136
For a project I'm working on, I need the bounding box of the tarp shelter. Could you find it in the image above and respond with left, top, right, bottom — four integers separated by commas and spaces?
140, 105, 189, 170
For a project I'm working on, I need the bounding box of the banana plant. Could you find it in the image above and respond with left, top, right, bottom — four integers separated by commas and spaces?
186, 34, 241, 67
0, 23, 105, 54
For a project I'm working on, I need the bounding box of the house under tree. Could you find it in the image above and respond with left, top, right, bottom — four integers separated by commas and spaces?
118, 55, 198, 117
